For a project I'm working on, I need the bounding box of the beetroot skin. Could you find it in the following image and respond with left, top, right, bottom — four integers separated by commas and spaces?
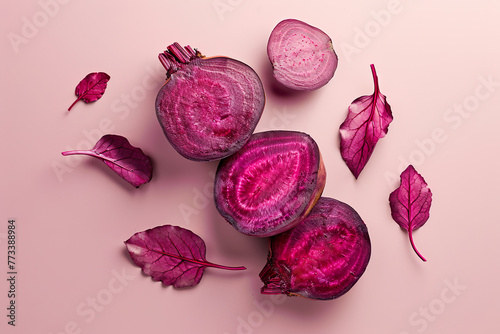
214, 130, 326, 237
267, 19, 338, 91
155, 43, 265, 161
260, 197, 371, 300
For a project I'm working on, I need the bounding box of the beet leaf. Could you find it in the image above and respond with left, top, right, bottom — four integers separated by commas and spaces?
389, 165, 432, 262
339, 64, 393, 178
124, 225, 246, 288
68, 72, 110, 111
61, 134, 152, 188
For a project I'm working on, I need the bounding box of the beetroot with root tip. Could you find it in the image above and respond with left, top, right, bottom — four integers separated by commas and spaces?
260, 197, 371, 300
267, 19, 338, 91
155, 43, 265, 161
214, 130, 326, 237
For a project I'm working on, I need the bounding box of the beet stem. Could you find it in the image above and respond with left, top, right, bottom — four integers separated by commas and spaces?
158, 42, 199, 74
147, 246, 246, 271
68, 96, 83, 111
370, 64, 379, 94
158, 53, 174, 73
259, 261, 285, 294
408, 228, 427, 262
204, 261, 246, 271
61, 150, 95, 157
168, 42, 191, 63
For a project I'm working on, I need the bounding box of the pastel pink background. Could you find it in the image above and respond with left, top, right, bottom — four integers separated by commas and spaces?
1, 0, 499, 333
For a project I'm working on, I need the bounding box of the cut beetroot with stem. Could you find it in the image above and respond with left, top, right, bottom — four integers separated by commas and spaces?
214, 130, 326, 237
267, 19, 338, 91
155, 42, 266, 161
260, 197, 371, 300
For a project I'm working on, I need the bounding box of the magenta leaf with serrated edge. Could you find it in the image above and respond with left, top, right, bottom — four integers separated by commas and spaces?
124, 225, 246, 288
339, 64, 393, 178
389, 165, 432, 262
61, 134, 152, 188
68, 72, 110, 111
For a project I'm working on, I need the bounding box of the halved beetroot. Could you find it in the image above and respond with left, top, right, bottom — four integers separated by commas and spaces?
267, 19, 338, 91
155, 43, 265, 161
260, 197, 371, 300
214, 130, 326, 237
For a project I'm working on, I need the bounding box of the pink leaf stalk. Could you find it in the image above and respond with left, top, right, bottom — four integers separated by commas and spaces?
389, 165, 433, 262
68, 72, 110, 111
61, 134, 152, 188
124, 225, 246, 288
339, 64, 393, 178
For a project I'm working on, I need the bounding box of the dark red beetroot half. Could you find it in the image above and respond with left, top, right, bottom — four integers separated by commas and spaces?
214, 130, 326, 237
267, 19, 338, 91
260, 197, 371, 300
155, 43, 265, 161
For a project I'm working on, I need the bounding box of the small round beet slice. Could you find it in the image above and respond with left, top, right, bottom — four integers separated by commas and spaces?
267, 19, 338, 91
214, 130, 326, 237
155, 43, 265, 161
260, 197, 371, 300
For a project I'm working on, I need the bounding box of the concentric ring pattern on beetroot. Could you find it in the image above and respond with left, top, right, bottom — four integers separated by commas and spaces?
155, 43, 265, 161
267, 19, 338, 91
259, 197, 371, 300
214, 130, 326, 237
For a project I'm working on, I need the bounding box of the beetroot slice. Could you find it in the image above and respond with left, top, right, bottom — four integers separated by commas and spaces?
267, 19, 338, 91
214, 130, 326, 237
260, 197, 371, 300
155, 43, 265, 161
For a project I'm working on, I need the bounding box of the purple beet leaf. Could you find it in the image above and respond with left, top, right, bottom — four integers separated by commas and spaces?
61, 134, 152, 188
124, 224, 246, 288
389, 165, 432, 262
339, 64, 393, 178
68, 72, 110, 111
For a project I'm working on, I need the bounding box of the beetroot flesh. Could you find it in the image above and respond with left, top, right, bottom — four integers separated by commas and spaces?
267, 19, 338, 91
155, 43, 265, 161
260, 197, 371, 300
214, 130, 326, 237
